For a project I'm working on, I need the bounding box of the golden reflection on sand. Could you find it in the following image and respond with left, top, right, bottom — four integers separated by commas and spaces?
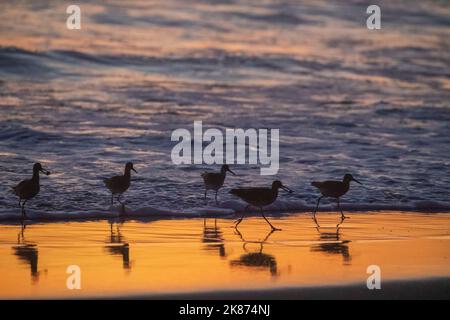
0, 212, 449, 298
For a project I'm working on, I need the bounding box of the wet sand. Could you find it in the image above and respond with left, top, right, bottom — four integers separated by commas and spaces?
124, 277, 450, 300
0, 212, 449, 299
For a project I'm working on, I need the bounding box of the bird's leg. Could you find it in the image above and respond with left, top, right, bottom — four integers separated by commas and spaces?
313, 196, 322, 218
18, 224, 23, 243
234, 216, 244, 228
313, 215, 320, 228
111, 194, 114, 206
215, 191, 218, 205
234, 205, 249, 226
262, 229, 276, 243
337, 198, 348, 219
336, 215, 345, 228
21, 200, 27, 219
18, 221, 26, 243
233, 227, 244, 240
116, 194, 126, 214
260, 207, 281, 231
204, 189, 207, 201
18, 199, 22, 207
117, 194, 124, 205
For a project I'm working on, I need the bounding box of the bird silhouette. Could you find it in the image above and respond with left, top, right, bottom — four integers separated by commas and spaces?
12, 163, 50, 218
104, 162, 137, 206
311, 173, 362, 219
230, 180, 292, 230
201, 164, 235, 204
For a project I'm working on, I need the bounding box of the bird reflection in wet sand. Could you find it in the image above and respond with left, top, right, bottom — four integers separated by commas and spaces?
104, 221, 131, 270
230, 229, 278, 277
12, 222, 40, 283
310, 217, 351, 265
202, 218, 226, 258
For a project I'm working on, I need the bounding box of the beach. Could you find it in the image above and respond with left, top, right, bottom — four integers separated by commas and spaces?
0, 211, 449, 299
133, 277, 450, 300
0, 0, 449, 300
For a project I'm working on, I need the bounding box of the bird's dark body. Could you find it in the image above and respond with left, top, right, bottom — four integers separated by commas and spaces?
311, 180, 350, 198
13, 178, 40, 200
201, 172, 225, 191
230, 187, 279, 207
104, 175, 130, 195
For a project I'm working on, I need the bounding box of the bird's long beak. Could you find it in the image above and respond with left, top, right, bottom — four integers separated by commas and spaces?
132, 168, 137, 173
40, 168, 51, 176
281, 185, 293, 193
227, 168, 236, 176
352, 178, 362, 185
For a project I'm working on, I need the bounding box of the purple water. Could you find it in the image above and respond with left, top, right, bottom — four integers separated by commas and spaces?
0, 0, 449, 219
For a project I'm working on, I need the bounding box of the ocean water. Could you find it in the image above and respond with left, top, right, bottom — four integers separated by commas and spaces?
0, 0, 450, 219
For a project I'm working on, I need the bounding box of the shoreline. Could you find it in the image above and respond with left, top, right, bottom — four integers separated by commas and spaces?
65, 277, 450, 300
0, 208, 450, 225
1, 212, 449, 299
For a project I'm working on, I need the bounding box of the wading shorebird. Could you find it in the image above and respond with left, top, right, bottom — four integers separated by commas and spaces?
104, 162, 137, 206
311, 174, 362, 219
12, 163, 51, 218
201, 164, 236, 204
230, 180, 293, 231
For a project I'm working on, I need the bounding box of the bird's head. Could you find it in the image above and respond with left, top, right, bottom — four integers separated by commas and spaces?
126, 162, 137, 173
221, 164, 236, 176
272, 180, 293, 193
34, 162, 50, 175
343, 174, 361, 184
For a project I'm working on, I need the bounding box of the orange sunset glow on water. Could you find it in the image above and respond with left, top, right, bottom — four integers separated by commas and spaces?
1, 0, 450, 301
0, 212, 449, 298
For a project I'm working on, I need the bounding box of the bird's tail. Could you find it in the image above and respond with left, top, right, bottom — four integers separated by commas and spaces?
201, 172, 209, 182
311, 181, 322, 188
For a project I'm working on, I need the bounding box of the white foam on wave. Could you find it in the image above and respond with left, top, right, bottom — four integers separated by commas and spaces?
128, 205, 234, 217
0, 204, 235, 221
0, 199, 449, 222
218, 199, 450, 213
